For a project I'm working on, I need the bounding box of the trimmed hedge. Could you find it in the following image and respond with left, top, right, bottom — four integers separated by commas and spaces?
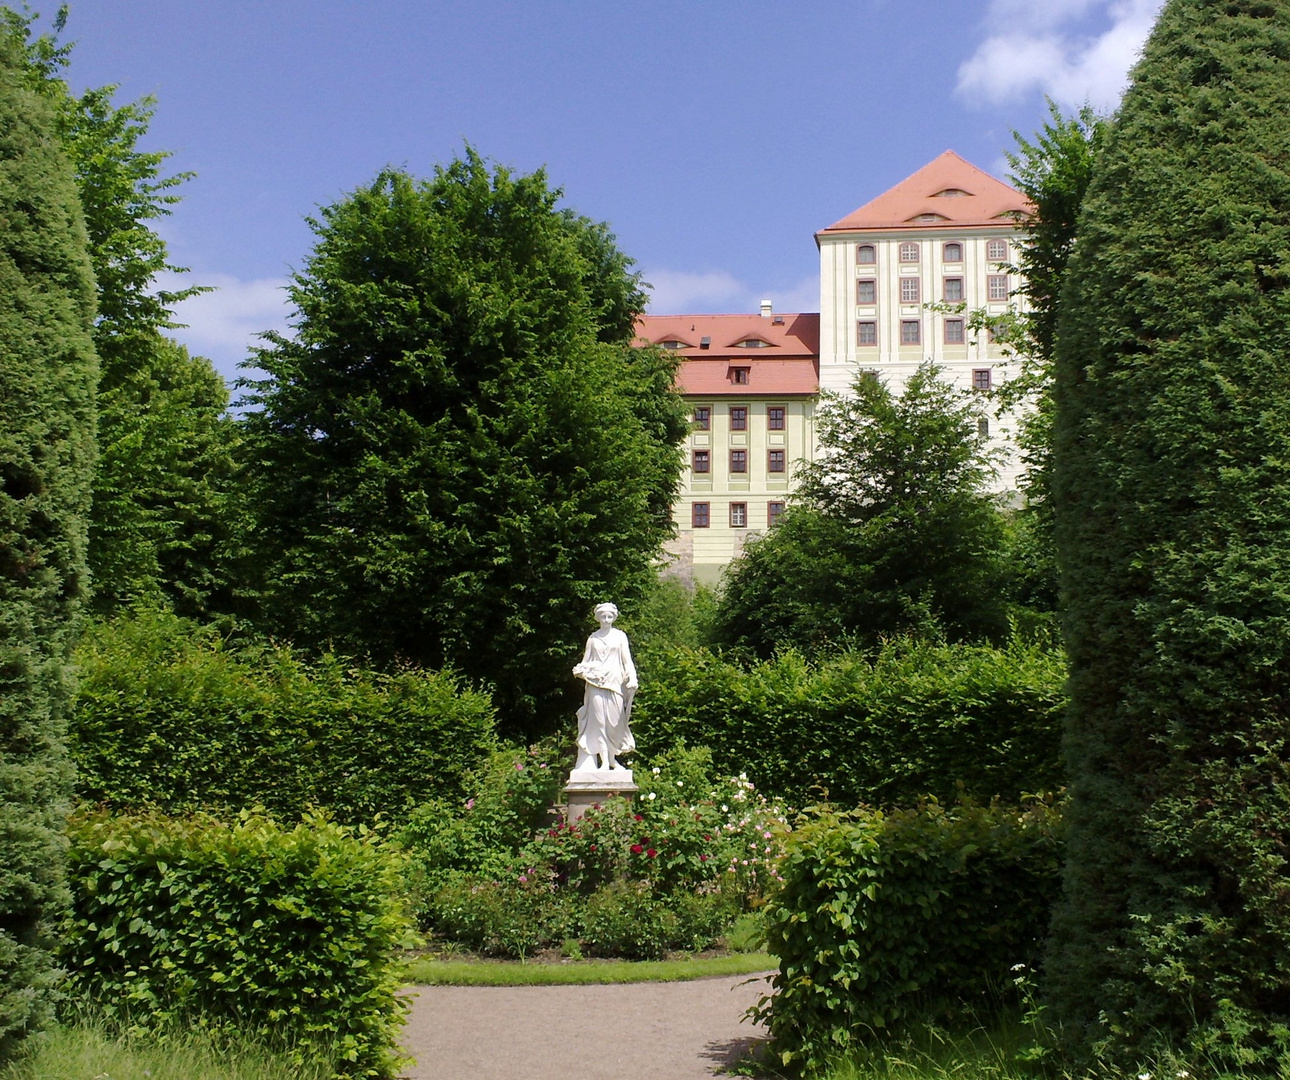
70, 610, 497, 824
61, 809, 411, 1079
759, 799, 1064, 1072
633, 637, 1066, 806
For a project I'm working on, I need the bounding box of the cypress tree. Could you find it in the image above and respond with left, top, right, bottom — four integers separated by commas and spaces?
0, 37, 97, 1063
1049, 0, 1290, 1069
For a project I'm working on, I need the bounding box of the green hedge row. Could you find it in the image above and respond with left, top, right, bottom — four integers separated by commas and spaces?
633, 637, 1067, 806
61, 809, 411, 1079
70, 610, 498, 824
759, 799, 1064, 1072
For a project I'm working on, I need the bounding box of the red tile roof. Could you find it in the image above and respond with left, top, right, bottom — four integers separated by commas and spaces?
635, 313, 820, 397
819, 151, 1032, 234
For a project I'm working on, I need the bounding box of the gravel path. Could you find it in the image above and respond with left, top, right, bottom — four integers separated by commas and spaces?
400, 972, 774, 1079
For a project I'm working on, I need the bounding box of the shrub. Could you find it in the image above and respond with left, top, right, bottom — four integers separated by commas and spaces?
70, 610, 497, 824
633, 636, 1066, 806
758, 798, 1064, 1073
405, 742, 788, 959
60, 809, 411, 1079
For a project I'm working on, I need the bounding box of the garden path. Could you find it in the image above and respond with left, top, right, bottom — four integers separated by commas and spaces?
400, 972, 773, 1079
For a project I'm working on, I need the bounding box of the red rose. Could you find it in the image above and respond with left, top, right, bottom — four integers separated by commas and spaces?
647, 848, 657, 858
630, 844, 643, 854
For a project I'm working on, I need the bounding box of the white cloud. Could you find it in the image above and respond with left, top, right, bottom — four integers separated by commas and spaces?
957, 0, 1165, 111
644, 269, 819, 316
643, 269, 746, 313
157, 271, 293, 385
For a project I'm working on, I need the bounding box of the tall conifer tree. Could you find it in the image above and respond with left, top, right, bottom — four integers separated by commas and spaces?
0, 35, 97, 1063
1049, 1, 1290, 1068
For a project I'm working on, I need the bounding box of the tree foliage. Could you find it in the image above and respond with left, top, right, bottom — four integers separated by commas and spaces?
1048, 1, 1290, 1069
2, 6, 234, 616
239, 152, 687, 736
0, 34, 97, 1063
714, 365, 1009, 655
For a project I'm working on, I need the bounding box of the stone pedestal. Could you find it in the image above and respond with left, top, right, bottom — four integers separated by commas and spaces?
562, 767, 638, 822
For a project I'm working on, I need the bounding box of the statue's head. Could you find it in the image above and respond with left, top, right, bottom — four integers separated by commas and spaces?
594, 602, 619, 624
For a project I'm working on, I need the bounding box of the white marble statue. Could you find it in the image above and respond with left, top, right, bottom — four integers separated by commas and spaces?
572, 602, 637, 771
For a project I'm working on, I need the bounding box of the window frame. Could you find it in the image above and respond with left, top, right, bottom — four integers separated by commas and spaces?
768, 501, 786, 527
729, 502, 748, 528
767, 406, 786, 431
693, 405, 711, 430
899, 241, 920, 263
729, 449, 748, 474
900, 319, 921, 346
767, 449, 786, 474
942, 241, 963, 262
857, 320, 877, 347
856, 278, 877, 305
856, 243, 876, 264
944, 318, 965, 345
729, 406, 747, 431
972, 368, 993, 392
691, 449, 710, 473
692, 502, 710, 528
730, 366, 751, 385
987, 274, 1009, 302
943, 277, 964, 302
986, 238, 1009, 262
900, 277, 921, 304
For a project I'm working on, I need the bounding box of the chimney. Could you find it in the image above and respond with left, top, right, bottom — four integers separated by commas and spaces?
760, 298, 773, 318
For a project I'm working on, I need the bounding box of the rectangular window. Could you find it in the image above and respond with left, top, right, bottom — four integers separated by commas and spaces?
943, 242, 963, 262
856, 278, 876, 304
945, 318, 965, 345
899, 242, 920, 263
729, 407, 747, 431
692, 449, 710, 473
900, 277, 920, 303
857, 244, 876, 264
987, 239, 1008, 262
857, 320, 877, 346
693, 406, 710, 430
987, 275, 1009, 301
978, 417, 990, 437
768, 449, 786, 473
900, 319, 921, 346
972, 368, 993, 391
943, 277, 963, 302
767, 406, 785, 430
730, 449, 747, 473
730, 502, 748, 528
692, 502, 710, 528
730, 366, 750, 385
768, 501, 786, 527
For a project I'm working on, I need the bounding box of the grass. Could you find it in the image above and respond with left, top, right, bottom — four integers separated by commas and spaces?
0, 1020, 333, 1080
403, 950, 774, 986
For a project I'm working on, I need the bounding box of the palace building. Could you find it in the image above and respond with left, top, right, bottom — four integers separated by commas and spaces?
636, 151, 1032, 586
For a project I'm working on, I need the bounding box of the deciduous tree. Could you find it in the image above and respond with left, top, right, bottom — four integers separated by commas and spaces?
239, 153, 687, 736
715, 365, 1008, 656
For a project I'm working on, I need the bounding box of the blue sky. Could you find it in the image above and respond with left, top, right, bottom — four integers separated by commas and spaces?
47, 0, 1164, 385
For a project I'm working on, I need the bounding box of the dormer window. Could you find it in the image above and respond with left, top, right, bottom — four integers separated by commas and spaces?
730, 367, 751, 385
931, 188, 973, 198
733, 338, 772, 348
657, 338, 688, 350
908, 213, 949, 222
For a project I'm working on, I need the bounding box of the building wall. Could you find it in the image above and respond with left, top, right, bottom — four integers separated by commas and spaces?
818, 225, 1027, 490
665, 395, 816, 586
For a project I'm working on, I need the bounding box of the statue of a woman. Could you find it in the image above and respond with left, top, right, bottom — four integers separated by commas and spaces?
572, 603, 637, 771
